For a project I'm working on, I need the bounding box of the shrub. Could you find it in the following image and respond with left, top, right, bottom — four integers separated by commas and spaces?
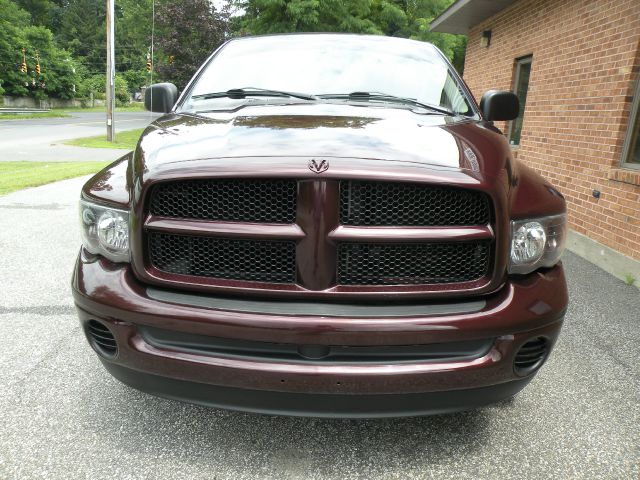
78, 73, 130, 105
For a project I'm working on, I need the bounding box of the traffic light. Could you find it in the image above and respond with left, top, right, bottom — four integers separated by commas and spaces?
19, 48, 27, 73
146, 54, 152, 73
35, 52, 41, 75
168, 55, 174, 65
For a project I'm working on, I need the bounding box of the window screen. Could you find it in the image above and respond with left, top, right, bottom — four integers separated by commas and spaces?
622, 78, 640, 168
509, 56, 532, 146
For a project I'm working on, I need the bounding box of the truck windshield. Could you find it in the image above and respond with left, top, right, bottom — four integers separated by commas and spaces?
179, 34, 476, 116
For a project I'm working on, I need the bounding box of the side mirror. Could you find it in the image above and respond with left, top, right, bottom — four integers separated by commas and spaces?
144, 83, 178, 113
479, 90, 519, 121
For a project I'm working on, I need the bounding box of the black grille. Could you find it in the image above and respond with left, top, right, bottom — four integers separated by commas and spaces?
87, 320, 117, 356
150, 179, 297, 223
338, 242, 491, 285
340, 181, 490, 226
149, 232, 296, 283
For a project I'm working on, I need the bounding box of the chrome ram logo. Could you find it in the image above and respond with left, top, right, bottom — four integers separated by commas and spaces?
308, 158, 329, 174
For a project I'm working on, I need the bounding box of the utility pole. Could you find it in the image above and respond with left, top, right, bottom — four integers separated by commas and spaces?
105, 0, 115, 142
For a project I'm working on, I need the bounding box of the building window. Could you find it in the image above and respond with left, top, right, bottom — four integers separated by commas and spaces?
509, 56, 532, 146
621, 77, 640, 168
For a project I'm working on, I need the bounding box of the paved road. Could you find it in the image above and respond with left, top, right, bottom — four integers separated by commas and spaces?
0, 111, 159, 162
0, 178, 638, 479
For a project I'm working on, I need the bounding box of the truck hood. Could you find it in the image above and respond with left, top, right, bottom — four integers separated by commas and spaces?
139, 103, 508, 178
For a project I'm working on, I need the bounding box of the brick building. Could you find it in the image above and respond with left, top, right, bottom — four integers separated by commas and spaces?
432, 0, 640, 282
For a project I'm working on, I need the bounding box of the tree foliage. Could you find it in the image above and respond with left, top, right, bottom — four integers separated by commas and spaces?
13, 0, 58, 29
1, 0, 157, 100
0, 0, 31, 97
236, 0, 385, 35
78, 73, 130, 105
0, 0, 79, 99
55, 0, 106, 69
115, 0, 153, 88
233, 0, 466, 72
1, 0, 466, 101
24, 26, 80, 99
402, 0, 467, 72
154, 0, 230, 90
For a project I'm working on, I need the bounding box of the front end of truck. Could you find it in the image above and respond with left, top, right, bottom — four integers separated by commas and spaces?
72, 34, 568, 417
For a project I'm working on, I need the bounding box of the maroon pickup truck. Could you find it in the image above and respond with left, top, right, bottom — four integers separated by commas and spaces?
72, 34, 568, 417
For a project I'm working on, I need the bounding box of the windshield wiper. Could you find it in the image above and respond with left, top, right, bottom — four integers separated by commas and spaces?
318, 92, 455, 116
192, 87, 319, 102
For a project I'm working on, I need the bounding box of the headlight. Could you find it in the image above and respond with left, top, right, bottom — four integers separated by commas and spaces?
79, 199, 130, 262
509, 213, 567, 274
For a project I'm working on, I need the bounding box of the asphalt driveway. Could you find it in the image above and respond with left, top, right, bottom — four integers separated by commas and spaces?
0, 177, 638, 479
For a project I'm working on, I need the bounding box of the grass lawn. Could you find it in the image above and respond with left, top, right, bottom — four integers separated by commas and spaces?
64, 128, 144, 150
0, 111, 71, 121
0, 161, 109, 196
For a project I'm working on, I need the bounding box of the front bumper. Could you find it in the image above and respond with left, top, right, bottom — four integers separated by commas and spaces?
72, 250, 568, 417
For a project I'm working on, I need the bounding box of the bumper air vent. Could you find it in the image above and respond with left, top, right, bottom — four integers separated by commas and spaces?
87, 320, 118, 357
514, 337, 548, 375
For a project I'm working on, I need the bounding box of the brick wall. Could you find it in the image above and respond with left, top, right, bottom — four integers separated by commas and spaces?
463, 0, 640, 260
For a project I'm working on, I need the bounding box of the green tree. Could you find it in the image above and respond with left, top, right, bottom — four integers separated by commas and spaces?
401, 0, 466, 72
55, 0, 106, 72
78, 73, 130, 105
24, 25, 80, 99
115, 0, 153, 79
234, 0, 392, 35
233, 0, 466, 72
53, 0, 152, 93
122, 68, 148, 93
155, 0, 230, 89
368, 0, 409, 36
0, 0, 32, 97
14, 0, 54, 28
0, 0, 79, 99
